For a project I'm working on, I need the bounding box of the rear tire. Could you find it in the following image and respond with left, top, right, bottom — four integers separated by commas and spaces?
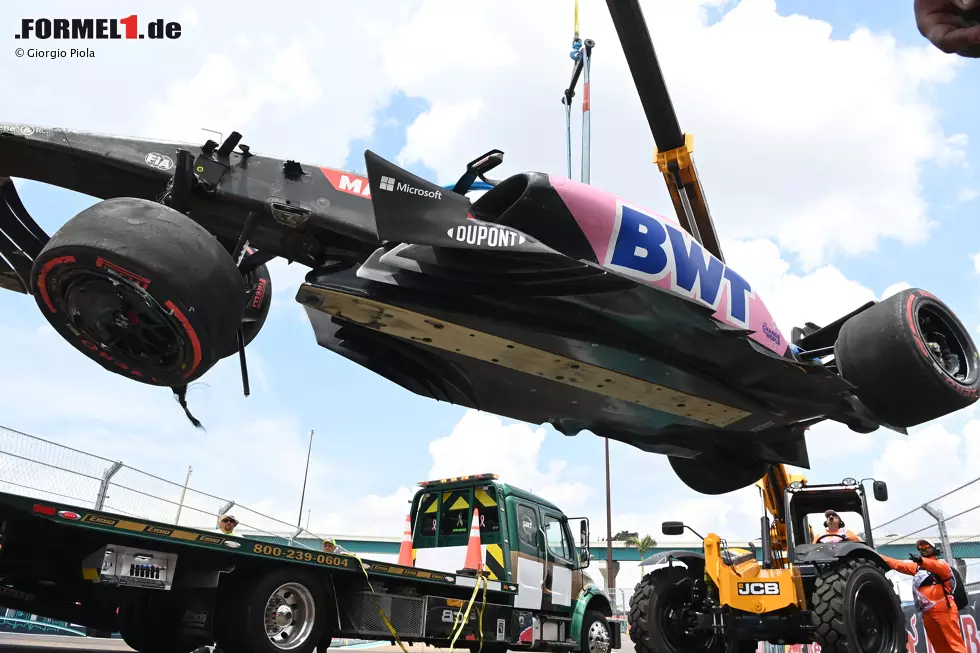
810, 558, 905, 653
30, 197, 247, 388
835, 288, 980, 426
117, 593, 187, 653
217, 568, 328, 653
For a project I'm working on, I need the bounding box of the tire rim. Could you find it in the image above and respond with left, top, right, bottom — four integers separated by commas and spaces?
263, 582, 316, 650
848, 573, 900, 653
54, 268, 192, 376
587, 620, 610, 653
657, 578, 719, 651
916, 302, 977, 385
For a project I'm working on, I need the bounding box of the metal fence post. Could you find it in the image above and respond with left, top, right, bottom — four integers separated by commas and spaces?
95, 462, 123, 510
921, 502, 952, 562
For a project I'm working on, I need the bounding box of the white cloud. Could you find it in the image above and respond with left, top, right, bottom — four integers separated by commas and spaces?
427, 411, 592, 511
958, 189, 980, 203
384, 0, 960, 269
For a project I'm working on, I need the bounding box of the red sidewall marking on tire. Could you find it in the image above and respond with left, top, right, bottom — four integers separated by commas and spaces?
905, 293, 930, 360
36, 255, 77, 312
164, 300, 202, 378
95, 257, 152, 290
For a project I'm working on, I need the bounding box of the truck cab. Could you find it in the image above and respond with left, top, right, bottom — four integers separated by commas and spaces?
409, 473, 619, 652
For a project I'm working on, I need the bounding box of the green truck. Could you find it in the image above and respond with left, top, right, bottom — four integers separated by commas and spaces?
0, 472, 621, 653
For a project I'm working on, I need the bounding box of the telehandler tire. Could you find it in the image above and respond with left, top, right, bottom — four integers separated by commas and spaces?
810, 558, 905, 653
628, 567, 756, 653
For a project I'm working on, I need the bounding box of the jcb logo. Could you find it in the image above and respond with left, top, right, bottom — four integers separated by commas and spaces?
737, 582, 780, 596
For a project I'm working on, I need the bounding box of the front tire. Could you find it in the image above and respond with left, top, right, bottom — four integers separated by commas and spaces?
835, 288, 980, 426
629, 567, 744, 653
810, 558, 905, 653
581, 610, 612, 653
30, 197, 247, 388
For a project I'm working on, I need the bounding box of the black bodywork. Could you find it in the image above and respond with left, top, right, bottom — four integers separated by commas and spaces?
0, 120, 891, 483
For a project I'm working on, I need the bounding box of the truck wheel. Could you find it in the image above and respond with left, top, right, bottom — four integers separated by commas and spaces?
810, 558, 905, 653
668, 454, 768, 495
29, 197, 247, 388
629, 568, 731, 653
835, 288, 980, 427
223, 568, 328, 653
581, 610, 612, 653
118, 593, 185, 653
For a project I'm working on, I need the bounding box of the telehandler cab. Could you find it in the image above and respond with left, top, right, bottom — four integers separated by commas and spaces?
628, 465, 906, 653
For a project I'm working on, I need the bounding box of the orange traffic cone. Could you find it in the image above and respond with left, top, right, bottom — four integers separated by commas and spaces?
397, 513, 415, 567
459, 507, 484, 575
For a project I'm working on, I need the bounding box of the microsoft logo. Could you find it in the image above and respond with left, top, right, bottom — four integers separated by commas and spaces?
379, 176, 396, 192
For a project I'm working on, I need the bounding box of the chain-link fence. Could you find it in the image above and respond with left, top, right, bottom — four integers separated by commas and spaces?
0, 424, 334, 551
867, 476, 980, 600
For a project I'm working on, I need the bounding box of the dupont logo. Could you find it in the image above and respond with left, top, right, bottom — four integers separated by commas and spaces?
448, 223, 527, 248
379, 176, 443, 200
58, 510, 81, 521
15, 16, 183, 40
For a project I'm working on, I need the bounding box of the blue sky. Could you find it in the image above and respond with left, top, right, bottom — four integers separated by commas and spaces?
2, 0, 980, 596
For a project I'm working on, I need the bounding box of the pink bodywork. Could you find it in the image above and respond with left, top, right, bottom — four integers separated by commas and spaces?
548, 175, 790, 357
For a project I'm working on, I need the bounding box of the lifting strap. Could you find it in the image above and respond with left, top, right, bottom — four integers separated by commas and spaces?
563, 0, 593, 184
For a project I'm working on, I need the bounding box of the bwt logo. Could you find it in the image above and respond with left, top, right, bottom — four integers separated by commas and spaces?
16, 16, 182, 40
737, 582, 780, 596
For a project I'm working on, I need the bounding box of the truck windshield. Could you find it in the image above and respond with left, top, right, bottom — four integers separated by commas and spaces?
413, 483, 500, 546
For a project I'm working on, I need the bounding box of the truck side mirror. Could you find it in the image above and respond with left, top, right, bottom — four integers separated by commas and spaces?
580, 519, 589, 545
873, 481, 888, 501
662, 521, 684, 536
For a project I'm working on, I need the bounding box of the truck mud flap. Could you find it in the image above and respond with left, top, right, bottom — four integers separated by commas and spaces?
338, 591, 425, 638
422, 595, 514, 643
81, 544, 178, 590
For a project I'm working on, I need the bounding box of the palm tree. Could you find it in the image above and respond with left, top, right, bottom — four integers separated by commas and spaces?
625, 534, 657, 574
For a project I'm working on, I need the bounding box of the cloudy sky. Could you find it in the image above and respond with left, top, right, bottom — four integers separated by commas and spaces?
3, 0, 980, 595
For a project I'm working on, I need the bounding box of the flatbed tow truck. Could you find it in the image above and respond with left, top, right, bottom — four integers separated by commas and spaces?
0, 473, 620, 653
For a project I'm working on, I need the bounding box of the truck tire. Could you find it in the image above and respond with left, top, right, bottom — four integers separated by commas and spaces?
835, 288, 980, 427
581, 610, 612, 653
29, 197, 248, 388
118, 593, 185, 653
810, 558, 905, 653
217, 568, 329, 653
628, 568, 752, 653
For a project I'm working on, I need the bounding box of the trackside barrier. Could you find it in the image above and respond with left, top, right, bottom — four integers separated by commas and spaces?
755, 591, 980, 653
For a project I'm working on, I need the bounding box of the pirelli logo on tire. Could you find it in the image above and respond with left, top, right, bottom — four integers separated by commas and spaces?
737, 582, 780, 596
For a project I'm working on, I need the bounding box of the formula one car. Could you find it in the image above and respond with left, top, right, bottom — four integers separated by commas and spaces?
2, 1, 978, 494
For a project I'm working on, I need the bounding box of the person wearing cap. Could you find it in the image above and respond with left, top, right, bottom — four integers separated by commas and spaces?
914, 0, 980, 58
322, 537, 350, 555
880, 539, 966, 653
217, 514, 238, 535
811, 510, 860, 543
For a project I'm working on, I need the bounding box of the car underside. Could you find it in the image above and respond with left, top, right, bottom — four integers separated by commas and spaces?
2, 1, 978, 496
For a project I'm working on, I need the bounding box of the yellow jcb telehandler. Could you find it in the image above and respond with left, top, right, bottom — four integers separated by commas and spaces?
628, 465, 906, 653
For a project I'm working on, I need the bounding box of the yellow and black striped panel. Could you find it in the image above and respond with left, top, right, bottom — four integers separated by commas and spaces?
485, 543, 506, 580
474, 487, 497, 508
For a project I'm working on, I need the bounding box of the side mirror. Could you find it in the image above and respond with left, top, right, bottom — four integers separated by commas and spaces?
873, 481, 888, 502
662, 521, 685, 536
578, 519, 591, 568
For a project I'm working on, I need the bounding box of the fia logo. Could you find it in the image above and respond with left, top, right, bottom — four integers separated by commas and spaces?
737, 582, 780, 596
